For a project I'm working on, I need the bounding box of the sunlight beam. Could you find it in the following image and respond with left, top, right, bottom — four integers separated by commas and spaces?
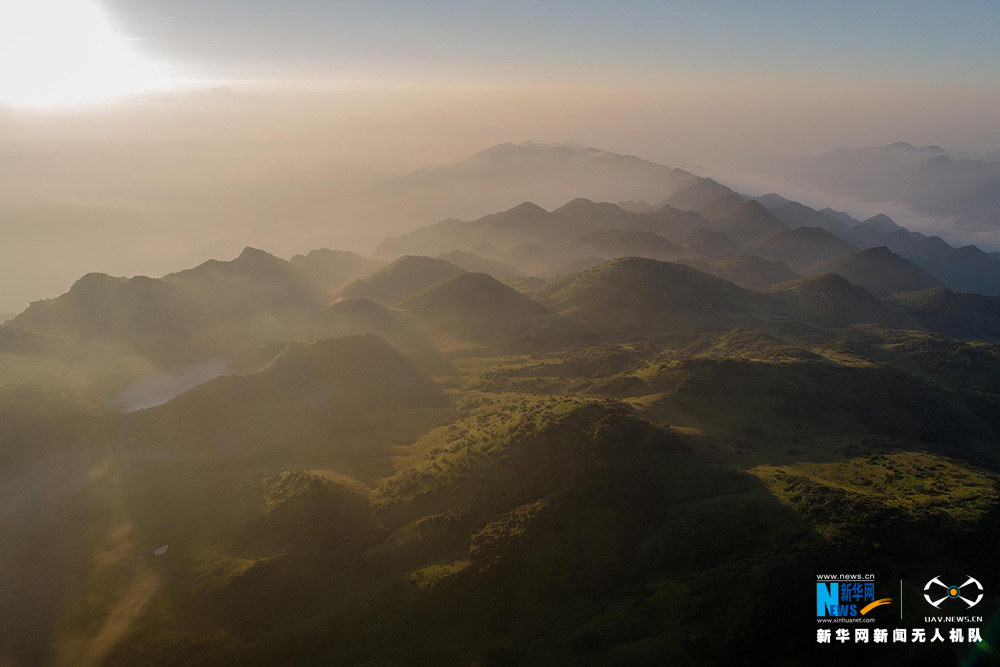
0, 0, 183, 107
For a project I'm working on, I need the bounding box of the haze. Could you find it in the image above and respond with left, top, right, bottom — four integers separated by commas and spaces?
2, 0, 1000, 312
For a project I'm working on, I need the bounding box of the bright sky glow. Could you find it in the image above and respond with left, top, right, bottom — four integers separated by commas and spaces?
0, 0, 182, 107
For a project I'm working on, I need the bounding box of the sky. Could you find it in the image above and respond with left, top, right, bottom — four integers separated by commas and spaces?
1, 0, 999, 312
93, 1, 1000, 86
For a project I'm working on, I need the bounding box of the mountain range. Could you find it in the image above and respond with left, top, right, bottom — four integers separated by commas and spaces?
2, 140, 1000, 666
754, 142, 1000, 236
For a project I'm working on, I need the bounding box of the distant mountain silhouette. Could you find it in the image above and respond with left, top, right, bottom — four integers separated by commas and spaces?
289, 248, 372, 293
286, 142, 700, 251
562, 229, 685, 262
807, 246, 944, 297
751, 227, 859, 272
678, 227, 743, 257
845, 224, 1000, 295
860, 214, 902, 232
374, 198, 709, 269
764, 142, 1000, 235
339, 256, 465, 305
756, 193, 856, 240
11, 247, 325, 365
164, 246, 324, 311
661, 178, 736, 212
702, 198, 788, 243
699, 254, 800, 288
617, 199, 653, 213
436, 250, 523, 280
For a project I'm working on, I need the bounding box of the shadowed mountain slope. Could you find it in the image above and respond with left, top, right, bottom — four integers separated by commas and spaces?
128, 334, 446, 456
562, 229, 685, 262
703, 198, 788, 243
698, 254, 800, 288
289, 249, 373, 294
539, 257, 761, 339
661, 178, 737, 212
402, 272, 585, 351
888, 288, 1000, 341
756, 193, 857, 240
436, 250, 523, 280
751, 227, 859, 272
808, 246, 945, 297
339, 256, 465, 306
768, 274, 912, 328
10, 247, 326, 365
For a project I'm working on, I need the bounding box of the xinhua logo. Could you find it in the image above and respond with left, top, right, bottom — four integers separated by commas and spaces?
817, 581, 892, 617
924, 576, 983, 609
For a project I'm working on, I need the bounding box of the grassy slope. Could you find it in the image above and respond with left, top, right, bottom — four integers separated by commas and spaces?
4, 318, 1000, 665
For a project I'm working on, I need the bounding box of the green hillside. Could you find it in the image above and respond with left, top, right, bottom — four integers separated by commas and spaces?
3, 237, 999, 666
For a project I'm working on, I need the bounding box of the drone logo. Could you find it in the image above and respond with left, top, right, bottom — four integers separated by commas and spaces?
924, 576, 983, 609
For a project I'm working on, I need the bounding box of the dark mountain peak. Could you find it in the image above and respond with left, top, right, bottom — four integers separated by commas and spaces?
482, 201, 552, 227
167, 247, 291, 285
557, 197, 598, 211
757, 193, 792, 208
878, 142, 951, 157
505, 201, 548, 216
470, 142, 519, 158
67, 272, 125, 294
954, 244, 993, 259
662, 178, 737, 213
862, 214, 901, 232
237, 246, 278, 263
56, 272, 165, 303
